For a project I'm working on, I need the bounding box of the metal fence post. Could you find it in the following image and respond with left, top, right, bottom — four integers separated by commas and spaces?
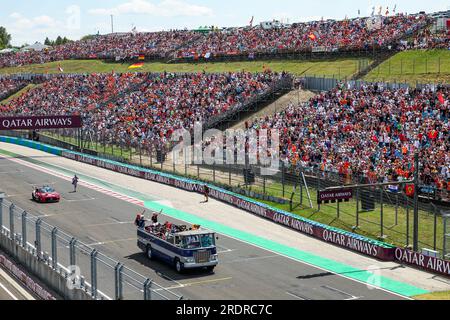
380, 187, 384, 238
147, 147, 151, 167
281, 162, 285, 198
413, 153, 419, 252
432, 204, 437, 251
405, 195, 410, 247
337, 201, 340, 219
21, 211, 27, 248
143, 278, 152, 300
9, 204, 15, 239
395, 193, 399, 226
90, 249, 98, 299
0, 193, 4, 232
51, 227, 58, 270
317, 171, 321, 211
36, 219, 42, 258
185, 147, 188, 176
355, 187, 359, 227
114, 263, 124, 300
69, 238, 77, 266
172, 149, 176, 173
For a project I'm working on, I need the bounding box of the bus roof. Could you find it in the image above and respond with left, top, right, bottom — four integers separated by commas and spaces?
176, 230, 214, 237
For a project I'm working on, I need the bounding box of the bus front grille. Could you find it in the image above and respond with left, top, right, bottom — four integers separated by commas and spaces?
194, 250, 210, 263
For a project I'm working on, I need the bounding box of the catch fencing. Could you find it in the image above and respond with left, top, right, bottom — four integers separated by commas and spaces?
302, 75, 450, 92
14, 128, 449, 259
0, 196, 183, 300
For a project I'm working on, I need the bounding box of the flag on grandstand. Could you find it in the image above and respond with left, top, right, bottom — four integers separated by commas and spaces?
393, 4, 397, 14
249, 16, 254, 27
128, 62, 144, 69
204, 52, 211, 59
378, 6, 382, 15
138, 54, 145, 61
308, 33, 317, 41
385, 6, 389, 16
438, 92, 446, 105
371, 6, 375, 17
58, 64, 64, 73
405, 184, 415, 197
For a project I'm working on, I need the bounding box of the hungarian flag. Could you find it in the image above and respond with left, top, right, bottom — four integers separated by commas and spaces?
405, 184, 415, 197
128, 62, 144, 69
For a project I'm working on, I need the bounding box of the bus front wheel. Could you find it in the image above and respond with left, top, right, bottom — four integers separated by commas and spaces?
175, 259, 184, 274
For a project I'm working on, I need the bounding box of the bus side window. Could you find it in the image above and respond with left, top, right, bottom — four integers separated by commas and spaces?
167, 235, 175, 245
175, 236, 182, 247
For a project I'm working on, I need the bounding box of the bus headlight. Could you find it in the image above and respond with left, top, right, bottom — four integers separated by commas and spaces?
210, 254, 218, 261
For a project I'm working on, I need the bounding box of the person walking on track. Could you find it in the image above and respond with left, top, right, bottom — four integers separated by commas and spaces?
72, 174, 79, 193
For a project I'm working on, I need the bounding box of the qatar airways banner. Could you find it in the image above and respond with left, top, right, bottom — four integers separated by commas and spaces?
61, 151, 395, 261
394, 248, 450, 277
0, 115, 82, 131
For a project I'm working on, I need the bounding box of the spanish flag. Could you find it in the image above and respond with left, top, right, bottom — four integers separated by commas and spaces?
308, 33, 317, 41
128, 62, 144, 69
405, 184, 415, 197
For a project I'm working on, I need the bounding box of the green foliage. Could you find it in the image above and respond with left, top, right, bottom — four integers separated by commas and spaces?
0, 26, 12, 49
43, 36, 73, 47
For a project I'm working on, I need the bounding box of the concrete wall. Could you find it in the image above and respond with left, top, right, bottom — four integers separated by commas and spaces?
0, 233, 93, 300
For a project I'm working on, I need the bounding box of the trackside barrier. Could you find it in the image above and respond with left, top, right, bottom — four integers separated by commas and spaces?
0, 197, 184, 300
0, 254, 56, 300
1, 136, 449, 278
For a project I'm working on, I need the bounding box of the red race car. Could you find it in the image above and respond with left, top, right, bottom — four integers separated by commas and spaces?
32, 186, 61, 203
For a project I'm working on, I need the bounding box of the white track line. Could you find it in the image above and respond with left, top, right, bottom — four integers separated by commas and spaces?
0, 281, 18, 300
0, 268, 35, 300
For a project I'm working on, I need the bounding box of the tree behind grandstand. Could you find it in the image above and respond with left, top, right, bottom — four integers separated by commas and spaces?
0, 27, 11, 49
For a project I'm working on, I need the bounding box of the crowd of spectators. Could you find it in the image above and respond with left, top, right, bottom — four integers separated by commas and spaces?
0, 31, 200, 68
177, 14, 430, 58
398, 27, 450, 50
246, 83, 450, 196
0, 78, 29, 101
0, 13, 437, 68
1, 71, 286, 151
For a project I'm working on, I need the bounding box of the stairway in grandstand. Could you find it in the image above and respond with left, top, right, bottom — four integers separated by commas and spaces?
164, 34, 205, 62
230, 88, 316, 130
0, 83, 40, 106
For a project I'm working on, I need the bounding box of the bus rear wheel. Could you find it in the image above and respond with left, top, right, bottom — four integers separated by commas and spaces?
146, 245, 154, 260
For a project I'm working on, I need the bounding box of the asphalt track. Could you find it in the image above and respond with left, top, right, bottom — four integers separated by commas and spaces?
0, 267, 34, 300
0, 153, 410, 300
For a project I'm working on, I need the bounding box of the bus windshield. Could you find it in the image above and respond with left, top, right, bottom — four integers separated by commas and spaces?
181, 234, 215, 249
